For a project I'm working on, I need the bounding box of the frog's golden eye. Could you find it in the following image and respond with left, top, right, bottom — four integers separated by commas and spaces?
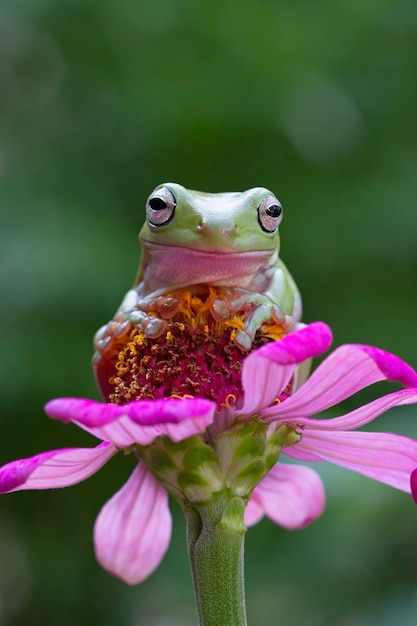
146, 187, 177, 226
257, 194, 283, 233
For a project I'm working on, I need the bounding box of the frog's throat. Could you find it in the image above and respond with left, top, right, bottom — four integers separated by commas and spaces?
138, 243, 279, 295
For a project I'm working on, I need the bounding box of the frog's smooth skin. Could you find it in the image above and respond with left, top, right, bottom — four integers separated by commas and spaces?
94, 183, 301, 353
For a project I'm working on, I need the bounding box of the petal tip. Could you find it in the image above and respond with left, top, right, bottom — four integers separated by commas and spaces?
411, 469, 417, 505
256, 320, 333, 366
355, 346, 417, 389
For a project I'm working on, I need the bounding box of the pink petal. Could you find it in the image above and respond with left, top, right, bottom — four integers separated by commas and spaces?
0, 443, 116, 493
244, 497, 265, 526
94, 463, 172, 585
238, 356, 297, 416
45, 398, 123, 425
287, 430, 417, 492
46, 397, 216, 447
126, 398, 216, 425
281, 388, 417, 431
254, 322, 333, 365
76, 404, 215, 447
411, 469, 417, 505
352, 345, 417, 388
263, 344, 414, 422
46, 397, 215, 427
239, 322, 333, 415
245, 463, 325, 529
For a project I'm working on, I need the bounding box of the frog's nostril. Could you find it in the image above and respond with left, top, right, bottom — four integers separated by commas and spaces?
196, 221, 237, 237
223, 224, 237, 237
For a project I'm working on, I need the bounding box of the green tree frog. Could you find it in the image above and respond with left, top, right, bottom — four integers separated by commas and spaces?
94, 183, 301, 359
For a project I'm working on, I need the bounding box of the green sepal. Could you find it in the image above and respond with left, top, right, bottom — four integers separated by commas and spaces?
234, 431, 266, 459
145, 446, 177, 472
183, 444, 221, 471
216, 497, 246, 533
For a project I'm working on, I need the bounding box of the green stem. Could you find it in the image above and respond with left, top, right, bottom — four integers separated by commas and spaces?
185, 495, 247, 626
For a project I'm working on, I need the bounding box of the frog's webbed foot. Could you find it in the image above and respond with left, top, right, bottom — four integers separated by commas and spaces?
211, 290, 293, 351
93, 292, 184, 361
131, 293, 183, 334
93, 312, 133, 363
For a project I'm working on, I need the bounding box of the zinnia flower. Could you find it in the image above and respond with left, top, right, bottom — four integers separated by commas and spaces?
1, 321, 417, 585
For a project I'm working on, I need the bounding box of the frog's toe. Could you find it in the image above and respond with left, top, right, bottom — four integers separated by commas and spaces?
127, 309, 148, 326
155, 295, 183, 319
211, 298, 233, 322
233, 328, 254, 351
93, 324, 107, 347
143, 317, 167, 338
95, 335, 112, 355
272, 305, 286, 326
113, 320, 131, 338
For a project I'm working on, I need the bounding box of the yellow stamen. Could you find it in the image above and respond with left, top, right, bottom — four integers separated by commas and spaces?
219, 393, 237, 410
259, 322, 285, 341
170, 393, 195, 399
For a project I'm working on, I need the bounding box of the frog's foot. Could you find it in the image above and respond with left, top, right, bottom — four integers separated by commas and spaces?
126, 294, 183, 337
94, 294, 184, 364
211, 292, 292, 351
93, 312, 133, 361
93, 308, 168, 359
122, 309, 166, 338
234, 304, 291, 350
140, 295, 183, 320
210, 292, 248, 322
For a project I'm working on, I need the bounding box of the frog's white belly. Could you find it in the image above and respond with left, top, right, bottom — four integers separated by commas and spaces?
140, 243, 276, 296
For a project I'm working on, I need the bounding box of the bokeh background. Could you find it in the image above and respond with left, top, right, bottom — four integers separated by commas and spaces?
1, 0, 417, 624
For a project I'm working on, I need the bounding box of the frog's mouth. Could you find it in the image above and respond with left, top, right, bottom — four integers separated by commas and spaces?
141, 241, 277, 294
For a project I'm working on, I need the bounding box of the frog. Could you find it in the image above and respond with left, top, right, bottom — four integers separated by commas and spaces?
93, 182, 302, 360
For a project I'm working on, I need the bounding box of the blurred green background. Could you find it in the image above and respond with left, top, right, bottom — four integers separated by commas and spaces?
1, 0, 417, 624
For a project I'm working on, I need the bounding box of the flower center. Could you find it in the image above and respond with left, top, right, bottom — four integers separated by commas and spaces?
95, 287, 285, 409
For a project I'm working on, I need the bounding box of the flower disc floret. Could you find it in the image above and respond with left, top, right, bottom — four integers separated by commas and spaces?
94, 287, 285, 408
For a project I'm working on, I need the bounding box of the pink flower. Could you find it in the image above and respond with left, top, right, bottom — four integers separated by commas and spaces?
1, 322, 417, 584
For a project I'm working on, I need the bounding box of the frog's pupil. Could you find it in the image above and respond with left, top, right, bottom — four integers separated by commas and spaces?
149, 197, 167, 211
266, 205, 282, 218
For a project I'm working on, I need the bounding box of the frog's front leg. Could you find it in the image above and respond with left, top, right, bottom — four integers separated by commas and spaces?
93, 289, 183, 358
211, 290, 291, 351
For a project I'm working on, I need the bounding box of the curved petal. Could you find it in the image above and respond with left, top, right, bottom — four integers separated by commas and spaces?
244, 463, 325, 529
411, 469, 417, 505
253, 322, 333, 366
281, 388, 417, 431
352, 345, 417, 388
126, 398, 216, 425
238, 357, 297, 417
0, 443, 116, 493
75, 403, 216, 447
239, 322, 333, 415
263, 344, 416, 422
45, 398, 123, 425
46, 397, 215, 427
94, 463, 172, 585
287, 430, 417, 492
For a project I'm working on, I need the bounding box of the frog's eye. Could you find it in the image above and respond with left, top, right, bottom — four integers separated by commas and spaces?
146, 187, 177, 226
257, 195, 283, 233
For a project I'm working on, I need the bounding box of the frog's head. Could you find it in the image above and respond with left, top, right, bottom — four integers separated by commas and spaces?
139, 182, 283, 254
